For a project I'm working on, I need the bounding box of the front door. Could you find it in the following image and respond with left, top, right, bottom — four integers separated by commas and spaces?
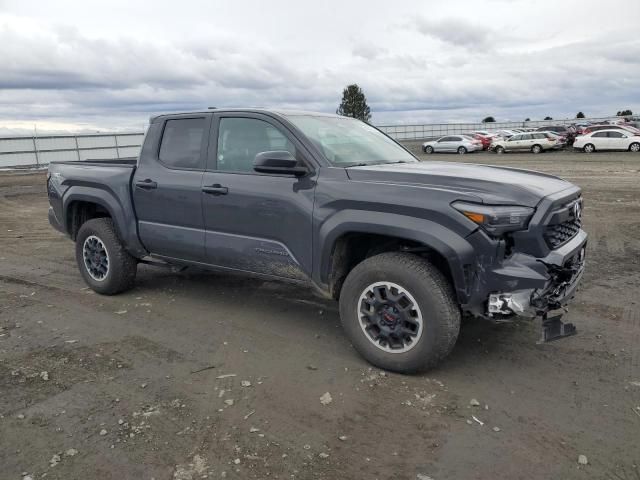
435, 136, 454, 152
607, 130, 625, 150
201, 114, 316, 280
132, 115, 210, 262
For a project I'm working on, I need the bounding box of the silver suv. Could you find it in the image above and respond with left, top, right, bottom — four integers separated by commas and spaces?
492, 132, 558, 154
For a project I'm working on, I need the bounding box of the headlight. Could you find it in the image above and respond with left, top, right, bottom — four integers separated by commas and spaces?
452, 201, 534, 236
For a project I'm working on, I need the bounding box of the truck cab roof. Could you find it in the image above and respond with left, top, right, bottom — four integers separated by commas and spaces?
149, 108, 342, 124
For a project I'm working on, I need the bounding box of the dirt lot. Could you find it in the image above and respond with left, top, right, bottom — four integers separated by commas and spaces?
1, 150, 639, 480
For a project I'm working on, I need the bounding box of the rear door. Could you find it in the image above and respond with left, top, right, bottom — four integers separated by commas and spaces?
132, 115, 211, 262
200, 113, 316, 280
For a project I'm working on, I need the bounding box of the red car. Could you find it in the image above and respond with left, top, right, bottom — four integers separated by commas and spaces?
468, 133, 492, 150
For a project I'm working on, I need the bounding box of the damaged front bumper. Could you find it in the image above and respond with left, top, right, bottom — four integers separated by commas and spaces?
487, 257, 585, 318
468, 229, 588, 319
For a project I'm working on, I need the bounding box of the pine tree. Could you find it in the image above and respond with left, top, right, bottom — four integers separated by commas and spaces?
482, 116, 495, 123
336, 84, 371, 122
576, 112, 585, 119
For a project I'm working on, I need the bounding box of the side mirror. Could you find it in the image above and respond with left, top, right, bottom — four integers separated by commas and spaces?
253, 151, 307, 176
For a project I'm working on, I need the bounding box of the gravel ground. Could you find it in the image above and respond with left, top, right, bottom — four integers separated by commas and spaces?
1, 149, 639, 480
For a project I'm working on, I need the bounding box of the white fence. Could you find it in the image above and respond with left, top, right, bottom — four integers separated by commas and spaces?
0, 133, 145, 168
0, 116, 629, 168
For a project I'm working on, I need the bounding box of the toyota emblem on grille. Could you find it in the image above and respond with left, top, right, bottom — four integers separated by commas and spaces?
573, 201, 582, 221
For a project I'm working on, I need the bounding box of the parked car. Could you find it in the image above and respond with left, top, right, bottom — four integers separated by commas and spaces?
496, 129, 518, 139
542, 131, 568, 148
422, 135, 482, 154
47, 108, 587, 373
573, 129, 640, 153
491, 132, 559, 154
574, 123, 591, 135
535, 125, 576, 144
582, 124, 640, 136
467, 133, 492, 150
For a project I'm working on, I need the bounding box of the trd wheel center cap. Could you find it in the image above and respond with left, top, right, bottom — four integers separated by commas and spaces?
379, 305, 399, 329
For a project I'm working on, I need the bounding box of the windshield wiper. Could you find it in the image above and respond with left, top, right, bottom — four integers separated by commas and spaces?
344, 163, 369, 168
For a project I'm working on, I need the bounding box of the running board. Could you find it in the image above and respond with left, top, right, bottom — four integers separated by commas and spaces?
138, 257, 188, 272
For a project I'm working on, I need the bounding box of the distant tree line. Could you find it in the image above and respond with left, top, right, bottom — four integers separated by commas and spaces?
334, 85, 635, 124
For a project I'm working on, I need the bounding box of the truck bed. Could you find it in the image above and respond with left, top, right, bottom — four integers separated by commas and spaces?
51, 157, 137, 167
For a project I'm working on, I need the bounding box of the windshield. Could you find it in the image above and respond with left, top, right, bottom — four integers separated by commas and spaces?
287, 115, 417, 166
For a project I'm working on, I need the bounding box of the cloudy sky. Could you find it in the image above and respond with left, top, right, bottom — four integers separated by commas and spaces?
0, 0, 638, 134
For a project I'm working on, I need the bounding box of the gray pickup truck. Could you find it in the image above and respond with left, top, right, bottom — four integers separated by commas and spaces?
47, 109, 587, 372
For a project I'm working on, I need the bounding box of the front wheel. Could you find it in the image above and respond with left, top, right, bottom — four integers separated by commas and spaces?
75, 218, 137, 295
338, 252, 461, 373
457, 146, 467, 154
630, 142, 640, 153
495, 146, 505, 154
424, 145, 434, 154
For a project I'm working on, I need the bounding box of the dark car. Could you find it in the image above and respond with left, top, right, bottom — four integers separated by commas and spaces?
47, 109, 587, 373
535, 125, 575, 144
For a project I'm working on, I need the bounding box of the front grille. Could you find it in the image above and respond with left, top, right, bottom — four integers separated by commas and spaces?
544, 216, 581, 249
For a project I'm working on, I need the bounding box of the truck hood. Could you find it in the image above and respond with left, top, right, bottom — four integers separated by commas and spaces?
345, 161, 576, 207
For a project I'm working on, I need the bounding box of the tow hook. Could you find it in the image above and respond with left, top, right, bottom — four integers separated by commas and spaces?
538, 313, 577, 343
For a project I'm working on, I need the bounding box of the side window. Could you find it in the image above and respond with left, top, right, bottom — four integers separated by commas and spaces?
438, 137, 451, 142
521, 134, 532, 140
592, 132, 607, 138
451, 136, 462, 142
608, 131, 624, 138
216, 118, 296, 173
159, 118, 205, 169
509, 135, 520, 142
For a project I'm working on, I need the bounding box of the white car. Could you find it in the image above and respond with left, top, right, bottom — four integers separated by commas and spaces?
422, 135, 482, 154
573, 129, 640, 153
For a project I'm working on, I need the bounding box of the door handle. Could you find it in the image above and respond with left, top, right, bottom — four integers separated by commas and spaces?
202, 184, 228, 196
135, 179, 158, 190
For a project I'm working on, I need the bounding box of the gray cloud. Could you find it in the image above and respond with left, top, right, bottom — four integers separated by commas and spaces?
0, 0, 638, 133
413, 17, 493, 49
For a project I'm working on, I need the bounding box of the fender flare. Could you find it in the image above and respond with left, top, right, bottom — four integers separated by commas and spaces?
315, 210, 477, 303
62, 186, 147, 258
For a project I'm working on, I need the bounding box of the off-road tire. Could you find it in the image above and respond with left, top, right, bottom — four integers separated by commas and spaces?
75, 218, 137, 295
339, 252, 460, 373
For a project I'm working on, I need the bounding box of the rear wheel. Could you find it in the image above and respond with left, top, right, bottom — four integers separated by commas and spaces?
457, 146, 467, 154
338, 252, 460, 373
75, 218, 137, 295
424, 145, 434, 154
531, 144, 542, 154
630, 142, 640, 153
583, 143, 595, 153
